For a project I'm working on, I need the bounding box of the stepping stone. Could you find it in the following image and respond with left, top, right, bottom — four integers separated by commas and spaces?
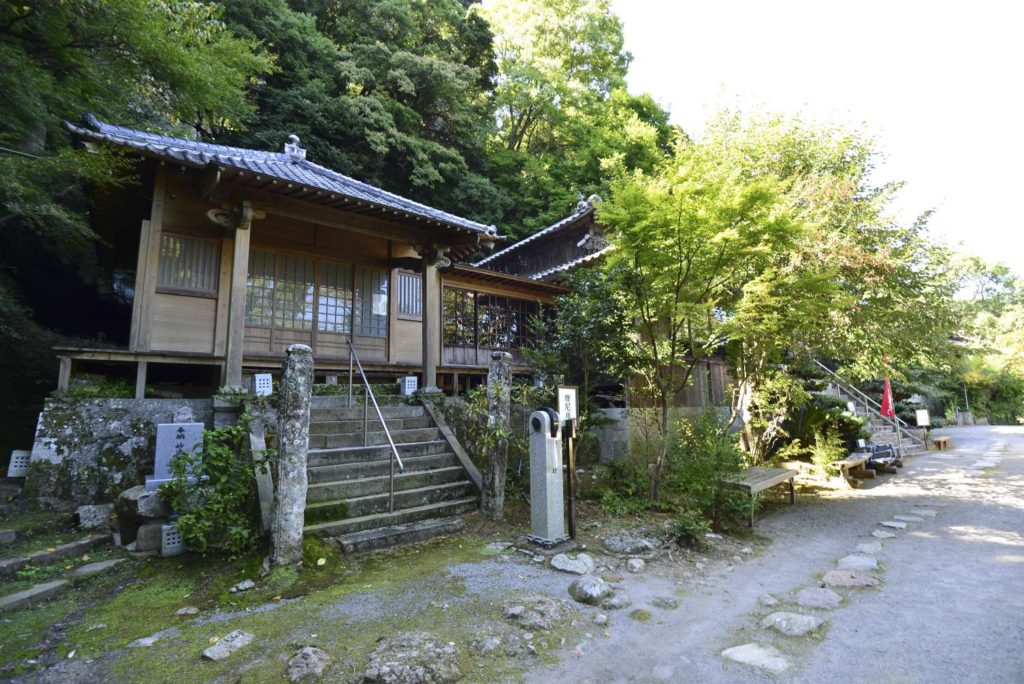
71, 558, 125, 581
0, 580, 68, 613
202, 630, 255, 661
971, 461, 997, 469
872, 530, 897, 539
856, 542, 882, 555
822, 570, 878, 587
894, 515, 923, 522
879, 521, 907, 529
760, 611, 825, 637
912, 509, 937, 517
721, 643, 789, 674
838, 554, 878, 571
794, 587, 843, 609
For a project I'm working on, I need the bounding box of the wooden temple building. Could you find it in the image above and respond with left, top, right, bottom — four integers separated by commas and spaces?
60, 116, 570, 397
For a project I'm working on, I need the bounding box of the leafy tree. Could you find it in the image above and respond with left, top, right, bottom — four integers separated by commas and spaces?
599, 136, 806, 497
220, 0, 508, 224
0, 0, 271, 464
480, 0, 674, 234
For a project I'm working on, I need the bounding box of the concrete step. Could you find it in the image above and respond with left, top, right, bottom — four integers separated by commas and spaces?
306, 481, 476, 522
307, 440, 449, 468
307, 466, 469, 502
307, 416, 434, 438
305, 497, 479, 538
307, 427, 442, 447
309, 403, 425, 421
0, 534, 111, 577
308, 452, 460, 484
333, 517, 466, 554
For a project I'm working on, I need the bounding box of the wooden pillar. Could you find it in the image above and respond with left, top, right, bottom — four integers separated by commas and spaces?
131, 169, 168, 352
419, 247, 446, 393
224, 201, 261, 388
57, 356, 72, 393
135, 361, 148, 400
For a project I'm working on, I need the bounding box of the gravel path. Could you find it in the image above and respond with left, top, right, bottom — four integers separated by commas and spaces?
525, 427, 1024, 683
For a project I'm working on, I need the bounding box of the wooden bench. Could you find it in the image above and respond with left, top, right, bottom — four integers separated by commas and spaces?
825, 454, 875, 487
724, 467, 797, 527
932, 436, 950, 451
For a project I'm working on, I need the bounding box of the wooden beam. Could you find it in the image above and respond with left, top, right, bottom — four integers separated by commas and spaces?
135, 361, 148, 400
57, 356, 72, 393
227, 185, 478, 249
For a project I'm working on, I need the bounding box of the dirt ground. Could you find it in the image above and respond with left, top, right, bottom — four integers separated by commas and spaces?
525, 426, 1024, 683
2, 426, 1021, 683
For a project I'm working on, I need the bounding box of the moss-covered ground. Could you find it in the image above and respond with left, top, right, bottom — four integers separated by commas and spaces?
0, 505, 586, 682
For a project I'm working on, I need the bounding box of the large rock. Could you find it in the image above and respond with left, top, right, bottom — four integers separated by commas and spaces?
501, 595, 563, 630
626, 558, 646, 573
288, 646, 331, 682
721, 643, 789, 674
116, 485, 171, 545
568, 575, 613, 605
135, 521, 165, 552
602, 533, 658, 556
202, 630, 254, 661
550, 553, 595, 575
76, 503, 114, 529
760, 612, 825, 637
363, 632, 461, 683
793, 587, 843, 609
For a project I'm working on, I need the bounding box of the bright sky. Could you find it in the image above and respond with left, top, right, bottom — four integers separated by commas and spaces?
611, 0, 1024, 275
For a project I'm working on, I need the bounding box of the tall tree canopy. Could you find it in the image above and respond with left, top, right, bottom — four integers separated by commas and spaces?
220, 0, 508, 224
0, 0, 271, 462
597, 114, 961, 477
480, 0, 675, 235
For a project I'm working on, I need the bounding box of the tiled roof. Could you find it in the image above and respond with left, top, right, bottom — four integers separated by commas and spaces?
526, 245, 611, 281
65, 114, 496, 237
472, 200, 595, 267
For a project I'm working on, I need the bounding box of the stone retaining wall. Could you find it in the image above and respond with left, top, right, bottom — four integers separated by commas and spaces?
26, 398, 213, 509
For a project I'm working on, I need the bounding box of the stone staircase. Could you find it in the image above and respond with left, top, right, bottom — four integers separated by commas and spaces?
821, 380, 927, 456
300, 398, 479, 552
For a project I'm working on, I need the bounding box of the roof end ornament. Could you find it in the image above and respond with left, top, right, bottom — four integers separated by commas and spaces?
284, 134, 306, 161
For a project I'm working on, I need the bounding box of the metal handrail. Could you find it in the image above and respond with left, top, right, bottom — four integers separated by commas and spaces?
812, 359, 923, 444
347, 340, 404, 512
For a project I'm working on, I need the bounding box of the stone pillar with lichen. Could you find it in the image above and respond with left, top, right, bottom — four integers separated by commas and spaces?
481, 351, 512, 519
271, 344, 313, 565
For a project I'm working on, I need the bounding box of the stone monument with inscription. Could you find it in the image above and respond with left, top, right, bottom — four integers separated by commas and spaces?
145, 422, 203, 491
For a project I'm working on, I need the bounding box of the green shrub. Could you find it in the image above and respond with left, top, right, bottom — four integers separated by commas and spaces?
671, 509, 712, 549
159, 416, 267, 557
661, 411, 749, 529
811, 428, 846, 471
600, 490, 649, 516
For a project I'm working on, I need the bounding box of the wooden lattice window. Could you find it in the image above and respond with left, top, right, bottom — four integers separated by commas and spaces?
245, 249, 275, 326
353, 266, 388, 338
443, 287, 475, 347
318, 262, 354, 333
157, 233, 220, 296
273, 254, 315, 331
397, 271, 422, 318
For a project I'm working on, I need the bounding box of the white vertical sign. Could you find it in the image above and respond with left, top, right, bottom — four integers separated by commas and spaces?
558, 385, 578, 424
915, 409, 931, 427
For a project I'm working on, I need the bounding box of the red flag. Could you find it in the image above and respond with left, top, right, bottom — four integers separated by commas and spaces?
880, 377, 896, 418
